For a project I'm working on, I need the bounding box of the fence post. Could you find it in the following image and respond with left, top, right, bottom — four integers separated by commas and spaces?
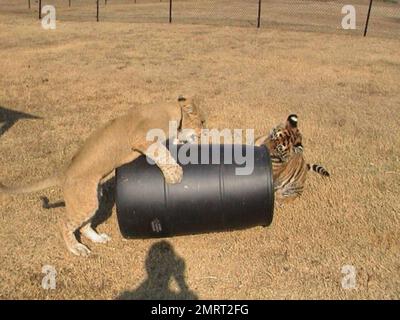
28, 0, 31, 9
38, 0, 42, 19
257, 0, 262, 28
363, 0, 373, 37
169, 0, 172, 23
105, 0, 107, 5
96, 0, 99, 22
69, 0, 71, 8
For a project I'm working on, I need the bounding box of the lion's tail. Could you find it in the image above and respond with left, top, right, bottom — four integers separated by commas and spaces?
0, 175, 61, 195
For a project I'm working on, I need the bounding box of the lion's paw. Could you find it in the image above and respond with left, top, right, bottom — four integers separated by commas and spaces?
164, 165, 183, 184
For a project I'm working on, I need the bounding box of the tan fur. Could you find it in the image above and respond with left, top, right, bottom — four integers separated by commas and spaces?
0, 96, 205, 256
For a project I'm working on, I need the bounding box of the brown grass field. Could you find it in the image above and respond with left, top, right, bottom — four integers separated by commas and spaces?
0, 0, 399, 299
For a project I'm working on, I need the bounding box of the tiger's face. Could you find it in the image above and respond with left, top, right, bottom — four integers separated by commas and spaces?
266, 114, 303, 162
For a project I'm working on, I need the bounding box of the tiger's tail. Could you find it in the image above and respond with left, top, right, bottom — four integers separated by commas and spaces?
306, 164, 330, 177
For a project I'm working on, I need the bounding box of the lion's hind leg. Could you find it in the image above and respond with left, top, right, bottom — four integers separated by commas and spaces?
61, 179, 109, 256
59, 218, 91, 257
81, 224, 111, 244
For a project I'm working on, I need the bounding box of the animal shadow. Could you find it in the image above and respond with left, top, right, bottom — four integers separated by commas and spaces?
41, 176, 116, 228
0, 106, 41, 138
117, 241, 198, 300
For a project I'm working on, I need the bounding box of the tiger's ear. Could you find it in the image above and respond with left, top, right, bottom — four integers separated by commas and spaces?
286, 114, 298, 129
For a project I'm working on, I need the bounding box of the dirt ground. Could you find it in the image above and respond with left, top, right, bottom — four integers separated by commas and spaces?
0, 0, 399, 299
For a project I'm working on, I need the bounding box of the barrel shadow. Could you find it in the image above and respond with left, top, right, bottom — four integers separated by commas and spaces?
92, 176, 116, 228
116, 240, 198, 300
40, 176, 116, 228
0, 106, 41, 138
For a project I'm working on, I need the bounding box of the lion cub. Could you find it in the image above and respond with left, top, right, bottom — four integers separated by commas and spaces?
0, 96, 206, 256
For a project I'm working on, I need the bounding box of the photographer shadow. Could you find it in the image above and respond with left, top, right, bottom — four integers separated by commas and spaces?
117, 240, 198, 300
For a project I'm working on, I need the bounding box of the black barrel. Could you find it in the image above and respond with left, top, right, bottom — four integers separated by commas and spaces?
115, 144, 274, 238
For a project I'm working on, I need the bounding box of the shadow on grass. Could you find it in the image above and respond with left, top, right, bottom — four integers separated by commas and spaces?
0, 106, 41, 138
117, 240, 198, 300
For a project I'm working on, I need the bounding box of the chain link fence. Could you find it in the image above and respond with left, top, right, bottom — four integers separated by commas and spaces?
1, 0, 399, 38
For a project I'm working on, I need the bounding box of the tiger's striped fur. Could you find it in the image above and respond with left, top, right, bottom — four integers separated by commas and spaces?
255, 114, 330, 202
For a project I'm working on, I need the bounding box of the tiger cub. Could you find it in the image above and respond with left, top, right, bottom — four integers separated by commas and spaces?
255, 114, 329, 203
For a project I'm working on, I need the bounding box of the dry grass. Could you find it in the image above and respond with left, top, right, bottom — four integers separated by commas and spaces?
0, 0, 399, 299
